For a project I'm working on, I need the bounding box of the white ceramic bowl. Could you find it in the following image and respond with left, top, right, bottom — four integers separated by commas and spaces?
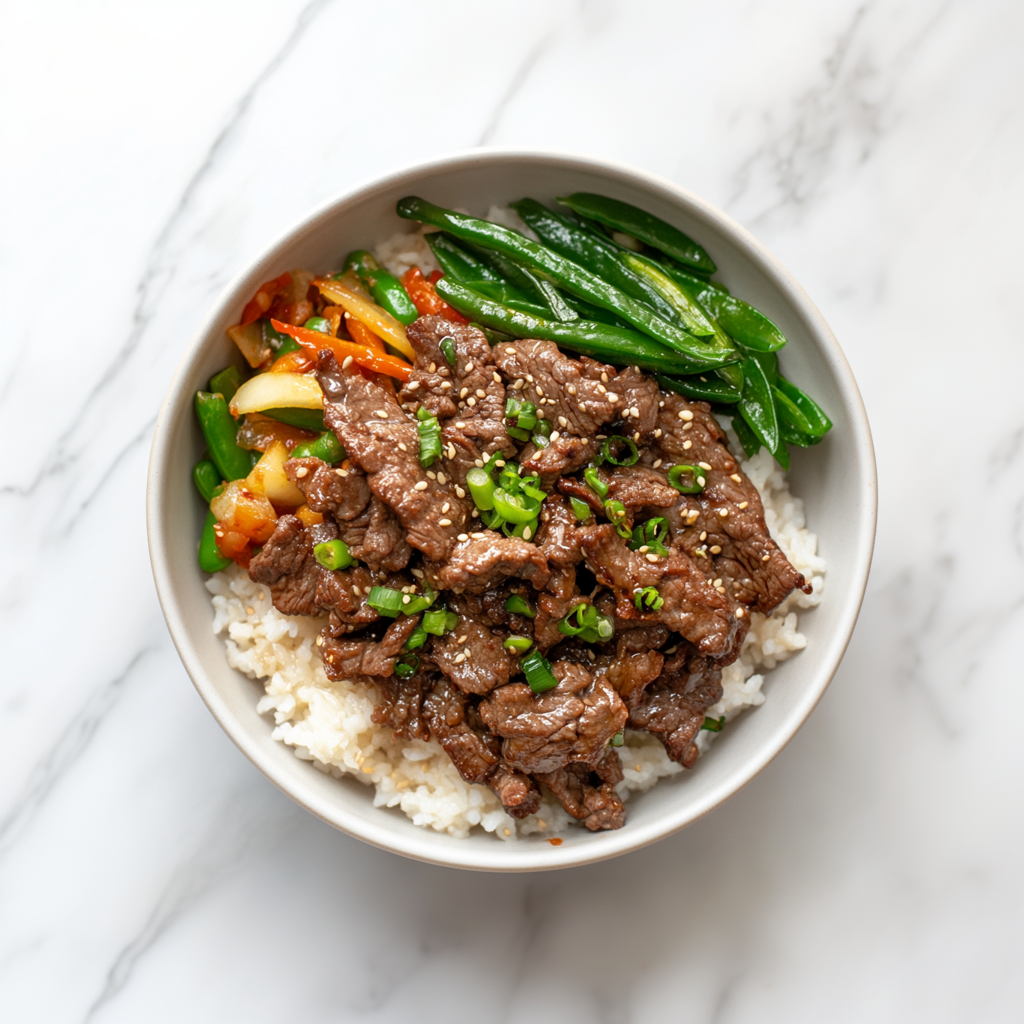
147, 150, 876, 871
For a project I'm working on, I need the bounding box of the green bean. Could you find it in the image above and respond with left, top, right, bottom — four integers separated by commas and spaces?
655, 374, 741, 404
434, 278, 738, 376
618, 252, 716, 338
194, 391, 252, 482
208, 366, 244, 404
291, 430, 345, 463
730, 411, 763, 459
343, 249, 418, 325
775, 376, 832, 437
661, 264, 787, 353
737, 356, 780, 455
192, 459, 223, 503
397, 197, 732, 363
198, 511, 232, 573
556, 192, 717, 274
264, 320, 301, 356
262, 407, 326, 432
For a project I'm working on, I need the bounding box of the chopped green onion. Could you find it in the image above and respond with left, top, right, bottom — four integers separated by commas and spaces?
302, 316, 333, 334
610, 730, 624, 747
584, 467, 609, 499
516, 402, 537, 431
603, 499, 632, 539
404, 626, 429, 651
480, 508, 505, 530
416, 406, 442, 467
502, 517, 539, 541
630, 518, 669, 556
507, 425, 531, 442
466, 466, 496, 510
667, 464, 707, 493
503, 635, 533, 653
493, 487, 541, 524
367, 586, 404, 618
505, 594, 536, 619
423, 608, 458, 635
439, 335, 457, 366
558, 602, 615, 643
520, 475, 546, 502
401, 586, 437, 616
634, 586, 664, 612
505, 396, 522, 418
533, 418, 551, 438
701, 716, 725, 732
600, 435, 639, 466
313, 539, 354, 571
531, 433, 549, 449
569, 496, 592, 521
394, 654, 420, 679
522, 650, 558, 693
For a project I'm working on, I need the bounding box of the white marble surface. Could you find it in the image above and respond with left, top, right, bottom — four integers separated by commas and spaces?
2, 0, 1023, 1019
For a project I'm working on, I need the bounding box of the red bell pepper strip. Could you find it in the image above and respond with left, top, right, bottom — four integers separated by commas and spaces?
240, 271, 293, 326
270, 319, 413, 382
401, 267, 469, 324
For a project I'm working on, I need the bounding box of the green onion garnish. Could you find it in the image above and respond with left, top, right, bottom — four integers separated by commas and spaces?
610, 730, 624, 747
533, 418, 551, 438
505, 594, 535, 619
516, 402, 537, 431
394, 654, 420, 678
367, 586, 404, 617
416, 406, 442, 467
404, 626, 429, 651
668, 464, 707, 493
600, 435, 639, 466
466, 466, 496, 510
634, 586, 664, 612
701, 716, 725, 732
439, 335, 457, 366
313, 539, 355, 571
522, 650, 558, 693
629, 518, 669, 556
423, 608, 458, 635
503, 635, 533, 653
557, 602, 615, 643
502, 517, 539, 541
584, 466, 609, 499
569, 496, 592, 521
493, 487, 541, 524
507, 426, 531, 442
401, 586, 437, 616
531, 434, 549, 449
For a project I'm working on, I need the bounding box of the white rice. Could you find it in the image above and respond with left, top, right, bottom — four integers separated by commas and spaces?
207, 223, 826, 840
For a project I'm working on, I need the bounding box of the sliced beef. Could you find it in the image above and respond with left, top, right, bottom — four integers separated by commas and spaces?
488, 764, 543, 820
650, 392, 807, 614
494, 339, 620, 436
335, 495, 412, 572
430, 595, 515, 695
579, 523, 737, 660
479, 661, 628, 775
601, 629, 668, 710
532, 589, 580, 652
606, 465, 679, 510
534, 749, 626, 831
317, 352, 470, 560
372, 669, 432, 741
557, 474, 605, 517
610, 364, 661, 440
520, 434, 600, 489
247, 515, 323, 615
629, 644, 723, 767
535, 493, 586, 569
425, 531, 550, 594
285, 457, 371, 520
316, 565, 382, 634
319, 615, 421, 680
481, 583, 537, 637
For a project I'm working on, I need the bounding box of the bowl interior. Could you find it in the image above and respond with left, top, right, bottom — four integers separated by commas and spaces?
148, 151, 875, 871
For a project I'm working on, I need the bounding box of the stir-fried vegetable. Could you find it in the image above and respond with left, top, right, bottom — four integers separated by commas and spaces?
343, 250, 419, 326
270, 318, 413, 381
229, 371, 323, 418
557, 602, 615, 643
634, 586, 665, 612
505, 594, 535, 619
192, 459, 222, 503
701, 716, 726, 732
416, 406, 442, 467
521, 650, 558, 693
198, 512, 232, 573
314, 278, 414, 359
503, 636, 533, 653
291, 430, 344, 464
194, 391, 253, 482
239, 271, 292, 326
247, 441, 305, 508
209, 366, 244, 404
401, 267, 469, 324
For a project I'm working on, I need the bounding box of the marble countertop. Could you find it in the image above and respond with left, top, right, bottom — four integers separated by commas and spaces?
3, 1, 1023, 1020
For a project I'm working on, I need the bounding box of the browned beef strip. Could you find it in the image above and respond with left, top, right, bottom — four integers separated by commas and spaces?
421, 679, 540, 818
285, 457, 371, 520
629, 644, 723, 767
650, 392, 807, 614
605, 465, 679, 510
400, 317, 516, 488
535, 493, 586, 570
372, 668, 433, 741
579, 523, 737, 660
424, 530, 550, 594
520, 434, 600, 489
534, 749, 626, 831
247, 515, 324, 615
334, 495, 412, 572
317, 352, 470, 560
600, 629, 668, 710
319, 615, 421, 680
494, 339, 620, 436
532, 589, 580, 652
479, 661, 628, 775
316, 565, 383, 633
609, 365, 661, 441
430, 594, 515, 695
481, 583, 537, 637
557, 475, 605, 517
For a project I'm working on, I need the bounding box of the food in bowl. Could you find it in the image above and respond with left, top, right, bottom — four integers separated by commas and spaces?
194, 193, 829, 839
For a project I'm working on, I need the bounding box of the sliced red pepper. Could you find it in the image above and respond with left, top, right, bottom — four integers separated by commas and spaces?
401, 267, 469, 324
240, 271, 292, 326
270, 319, 412, 382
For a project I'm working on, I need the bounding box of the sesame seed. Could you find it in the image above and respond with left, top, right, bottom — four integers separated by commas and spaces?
337, 468, 349, 477
429, 362, 437, 372
578, 403, 587, 411
526, 374, 534, 383
246, 606, 254, 615
700, 531, 707, 541
555, 416, 567, 429
699, 462, 711, 470
567, 385, 577, 395
654, 428, 663, 438
405, 379, 419, 390
295, 466, 308, 478
550, 431, 560, 442
606, 392, 619, 402
470, 532, 485, 540
375, 410, 388, 418
341, 354, 354, 370
682, 409, 694, 421
427, 471, 437, 480
402, 594, 411, 604
638, 545, 649, 553
446, 444, 456, 459
645, 553, 660, 563
634, 431, 640, 442
653, 459, 663, 469
440, 381, 452, 389
535, 386, 543, 396
493, 372, 501, 383
457, 533, 468, 541
455, 485, 466, 498
683, 440, 692, 450
454, 653, 466, 664
467, 397, 477, 407
710, 545, 722, 554
683, 422, 693, 431
460, 387, 469, 398
505, 346, 516, 355
514, 379, 525, 390
414, 481, 428, 490
465, 361, 474, 372
504, 828, 512, 837
463, 647, 472, 657
523, 526, 532, 540
738, 501, 748, 509
476, 389, 486, 399
659, 400, 665, 408
316, 635, 324, 647
598, 383, 607, 394
472, 509, 479, 517
397, 442, 407, 452
630, 407, 639, 418
713, 578, 723, 587
495, 460, 506, 467
601, 372, 609, 382
442, 502, 450, 513
635, 764, 642, 772
718, 508, 729, 517
456, 635, 468, 644
688, 509, 700, 520
731, 473, 742, 483
454, 421, 467, 430
437, 472, 447, 484
474, 459, 484, 468
411, 568, 424, 578
762, 553, 771, 562
736, 607, 746, 617
439, 518, 452, 526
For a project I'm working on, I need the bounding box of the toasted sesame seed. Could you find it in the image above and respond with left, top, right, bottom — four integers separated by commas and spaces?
738, 501, 748, 509
578, 403, 587, 411
446, 444, 456, 459
441, 502, 450, 513
601, 372, 609, 382
335, 469, 346, 477
504, 828, 512, 837
456, 635, 468, 644
659, 400, 665, 408
597, 383, 607, 394
414, 481, 428, 490
493, 372, 501, 383
606, 392, 619, 402
731, 473, 742, 483
455, 485, 466, 498
713, 578, 722, 587
523, 526, 532, 540
411, 569, 424, 580
439, 518, 452, 526
437, 472, 447, 485
471, 509, 479, 517
699, 462, 711, 470
460, 387, 469, 398
634, 432, 640, 441
471, 532, 485, 540
635, 764, 642, 772
645, 553, 660, 563
295, 466, 308, 478
316, 635, 324, 647
475, 389, 486, 399
683, 409, 695, 421
246, 606, 255, 615
652, 459, 663, 469
427, 471, 437, 480
535, 385, 543, 396
526, 374, 534, 382
638, 544, 649, 553
467, 397, 477, 406
567, 385, 577, 395
474, 459, 484, 468
495, 460, 506, 467
710, 545, 722, 554
736, 607, 746, 617
457, 533, 468, 541
688, 509, 700, 520
505, 346, 517, 355
700, 531, 707, 541
402, 594, 411, 605
429, 362, 437, 372
374, 409, 388, 419
440, 381, 452, 389
550, 431, 560, 442
454, 653, 466, 664
683, 440, 692, 450
654, 428, 663, 438
397, 442, 407, 452
762, 553, 771, 561
683, 422, 693, 431
718, 508, 729, 517
465, 361, 474, 372
514, 379, 525, 390
405, 379, 419, 390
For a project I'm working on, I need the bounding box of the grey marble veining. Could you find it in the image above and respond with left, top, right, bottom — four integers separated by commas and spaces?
2, 1, 1023, 1020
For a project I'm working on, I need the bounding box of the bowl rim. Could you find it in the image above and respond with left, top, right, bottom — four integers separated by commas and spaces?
147, 147, 877, 872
